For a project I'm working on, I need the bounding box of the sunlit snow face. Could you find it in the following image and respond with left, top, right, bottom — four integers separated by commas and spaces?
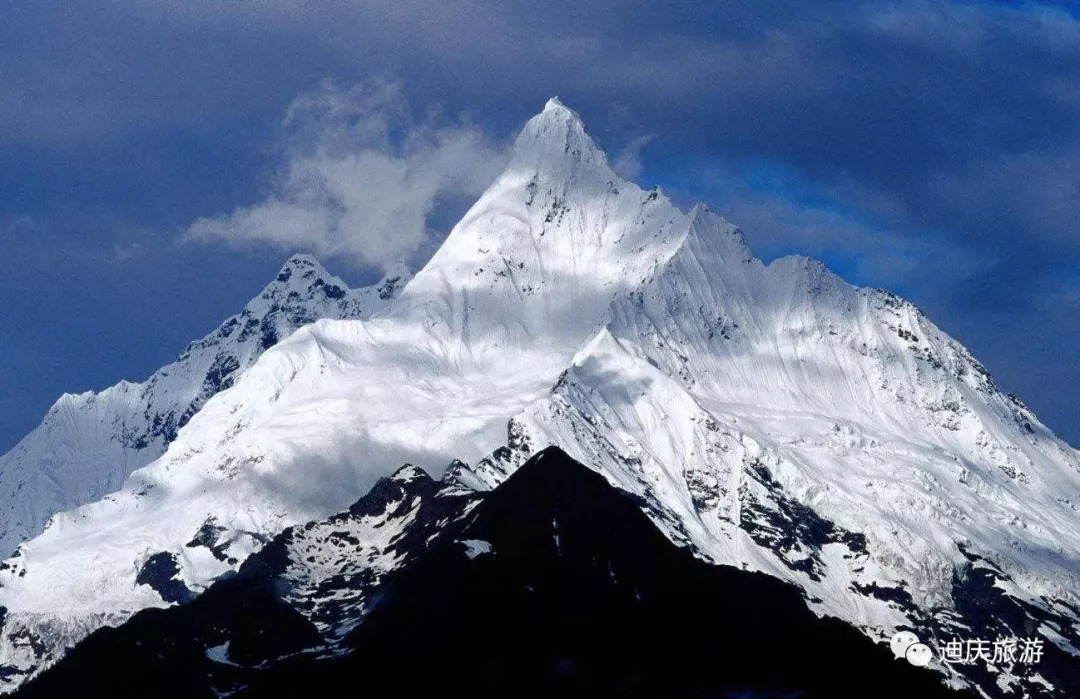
890, 631, 919, 659
905, 643, 933, 667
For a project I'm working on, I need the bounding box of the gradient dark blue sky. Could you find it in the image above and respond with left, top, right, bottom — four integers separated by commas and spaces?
1, 0, 1078, 450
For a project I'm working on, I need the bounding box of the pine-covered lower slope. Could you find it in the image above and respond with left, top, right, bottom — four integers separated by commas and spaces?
17, 448, 977, 699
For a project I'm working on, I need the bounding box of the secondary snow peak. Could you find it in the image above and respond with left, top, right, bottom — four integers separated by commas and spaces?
280, 252, 322, 269
0, 254, 408, 564
262, 253, 344, 298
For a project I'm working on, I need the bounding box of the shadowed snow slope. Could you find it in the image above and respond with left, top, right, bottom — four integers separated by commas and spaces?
0, 99, 1077, 697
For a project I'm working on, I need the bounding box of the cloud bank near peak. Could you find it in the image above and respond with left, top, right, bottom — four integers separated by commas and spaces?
184, 81, 508, 272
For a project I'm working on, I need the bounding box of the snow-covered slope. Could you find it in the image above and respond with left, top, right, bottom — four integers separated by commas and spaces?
14, 449, 976, 699
0, 254, 409, 559
0, 98, 1077, 696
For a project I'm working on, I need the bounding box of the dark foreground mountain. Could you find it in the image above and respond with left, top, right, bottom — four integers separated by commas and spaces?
18, 448, 971, 699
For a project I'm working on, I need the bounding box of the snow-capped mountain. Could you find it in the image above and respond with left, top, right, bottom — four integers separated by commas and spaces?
0, 254, 409, 558
0, 98, 1077, 697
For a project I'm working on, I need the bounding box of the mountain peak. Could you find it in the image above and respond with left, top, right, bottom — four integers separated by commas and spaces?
283, 252, 320, 266
542, 95, 572, 115
509, 98, 609, 177
274, 253, 330, 283
686, 203, 754, 263
256, 253, 351, 306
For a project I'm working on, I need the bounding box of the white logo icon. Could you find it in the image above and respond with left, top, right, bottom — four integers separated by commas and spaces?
890, 631, 933, 666
890, 631, 921, 662
905, 642, 933, 667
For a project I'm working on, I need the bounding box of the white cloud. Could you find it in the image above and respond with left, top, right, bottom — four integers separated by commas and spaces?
185, 81, 507, 271
611, 134, 653, 181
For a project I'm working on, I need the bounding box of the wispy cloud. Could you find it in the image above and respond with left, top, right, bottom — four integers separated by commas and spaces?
611, 134, 654, 181
184, 81, 507, 271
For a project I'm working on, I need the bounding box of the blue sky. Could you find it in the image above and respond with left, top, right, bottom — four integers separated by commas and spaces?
1, 0, 1078, 450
